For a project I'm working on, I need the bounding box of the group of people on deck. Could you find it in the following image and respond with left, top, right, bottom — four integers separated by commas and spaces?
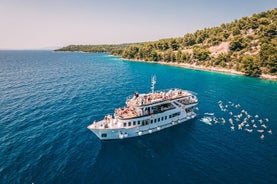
131, 89, 185, 106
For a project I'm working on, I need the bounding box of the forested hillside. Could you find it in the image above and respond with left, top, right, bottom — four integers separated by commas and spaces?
55, 43, 139, 53
57, 8, 277, 77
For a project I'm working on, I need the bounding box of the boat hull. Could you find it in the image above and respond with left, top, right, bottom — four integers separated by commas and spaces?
88, 112, 197, 140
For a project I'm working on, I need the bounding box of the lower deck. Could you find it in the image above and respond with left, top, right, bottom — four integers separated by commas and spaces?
88, 112, 197, 140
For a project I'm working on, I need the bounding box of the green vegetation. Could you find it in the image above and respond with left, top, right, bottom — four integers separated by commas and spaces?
241, 55, 261, 77
55, 43, 140, 53
56, 8, 277, 77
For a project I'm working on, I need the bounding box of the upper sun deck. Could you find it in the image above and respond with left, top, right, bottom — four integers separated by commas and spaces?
126, 89, 196, 108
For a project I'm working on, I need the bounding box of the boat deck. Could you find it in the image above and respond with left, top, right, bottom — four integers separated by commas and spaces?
88, 117, 118, 130
115, 105, 175, 120
88, 89, 198, 129
115, 89, 197, 120
126, 89, 194, 107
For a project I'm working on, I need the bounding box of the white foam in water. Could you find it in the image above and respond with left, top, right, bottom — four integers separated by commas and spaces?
200, 117, 213, 126
203, 100, 272, 140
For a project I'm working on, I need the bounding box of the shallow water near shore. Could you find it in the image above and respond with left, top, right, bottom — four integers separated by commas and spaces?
0, 51, 277, 183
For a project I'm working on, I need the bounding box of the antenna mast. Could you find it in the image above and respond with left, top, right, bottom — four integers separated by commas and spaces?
151, 75, 156, 94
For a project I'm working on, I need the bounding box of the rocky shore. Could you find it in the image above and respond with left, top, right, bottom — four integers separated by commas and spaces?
121, 58, 277, 81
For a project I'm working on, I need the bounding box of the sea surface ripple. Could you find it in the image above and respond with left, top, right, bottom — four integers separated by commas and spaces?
0, 51, 276, 183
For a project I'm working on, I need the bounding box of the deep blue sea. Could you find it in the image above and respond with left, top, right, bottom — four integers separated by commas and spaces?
0, 50, 277, 183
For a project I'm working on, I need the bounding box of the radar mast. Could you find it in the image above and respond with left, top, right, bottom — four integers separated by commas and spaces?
151, 75, 156, 94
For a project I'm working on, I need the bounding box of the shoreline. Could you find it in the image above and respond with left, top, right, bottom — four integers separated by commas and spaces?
119, 57, 277, 81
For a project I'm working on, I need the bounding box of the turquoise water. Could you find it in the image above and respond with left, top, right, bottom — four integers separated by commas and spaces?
0, 51, 276, 183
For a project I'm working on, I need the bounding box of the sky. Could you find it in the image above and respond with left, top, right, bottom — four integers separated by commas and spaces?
0, 0, 276, 49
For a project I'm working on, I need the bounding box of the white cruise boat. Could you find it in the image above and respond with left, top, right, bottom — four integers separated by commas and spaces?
87, 76, 198, 140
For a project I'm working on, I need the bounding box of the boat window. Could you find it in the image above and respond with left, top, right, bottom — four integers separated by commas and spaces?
128, 122, 131, 126
173, 102, 181, 107
161, 117, 164, 121
151, 119, 153, 124
101, 133, 107, 137
169, 115, 172, 118
165, 116, 167, 120
172, 112, 181, 117
154, 119, 157, 123
137, 120, 140, 125
158, 118, 160, 122
133, 121, 136, 126
186, 108, 193, 113
146, 120, 150, 125
123, 123, 126, 127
